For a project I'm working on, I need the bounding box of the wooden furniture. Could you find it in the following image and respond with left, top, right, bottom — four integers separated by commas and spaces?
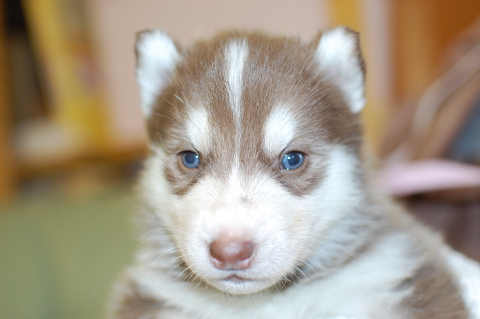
0, 0, 16, 201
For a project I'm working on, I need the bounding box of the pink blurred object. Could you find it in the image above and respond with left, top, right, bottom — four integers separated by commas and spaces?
380, 159, 480, 196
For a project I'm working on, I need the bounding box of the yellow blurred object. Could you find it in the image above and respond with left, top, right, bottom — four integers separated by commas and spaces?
21, 0, 111, 156
326, 0, 390, 155
0, 0, 16, 201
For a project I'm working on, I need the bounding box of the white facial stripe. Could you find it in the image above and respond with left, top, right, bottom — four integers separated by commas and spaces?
186, 107, 211, 151
136, 30, 181, 117
225, 39, 248, 124
263, 106, 297, 157
228, 165, 242, 197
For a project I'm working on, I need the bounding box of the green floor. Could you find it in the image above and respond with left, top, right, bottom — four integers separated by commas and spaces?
0, 187, 137, 319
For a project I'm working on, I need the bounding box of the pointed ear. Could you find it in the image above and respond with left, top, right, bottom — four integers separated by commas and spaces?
135, 30, 182, 117
314, 26, 366, 113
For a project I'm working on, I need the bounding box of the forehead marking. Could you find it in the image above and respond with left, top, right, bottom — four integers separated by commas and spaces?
263, 106, 297, 157
225, 38, 248, 163
225, 39, 248, 125
186, 107, 211, 151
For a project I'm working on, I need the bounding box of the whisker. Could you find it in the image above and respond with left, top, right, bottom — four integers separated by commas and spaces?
161, 257, 184, 272
192, 276, 205, 292
133, 235, 176, 251
174, 94, 185, 104
146, 245, 188, 274
151, 111, 179, 125
293, 265, 307, 279
295, 258, 319, 277
139, 227, 187, 240
174, 263, 193, 280
161, 97, 188, 122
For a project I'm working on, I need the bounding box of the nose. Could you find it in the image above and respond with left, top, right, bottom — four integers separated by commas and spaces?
209, 239, 254, 270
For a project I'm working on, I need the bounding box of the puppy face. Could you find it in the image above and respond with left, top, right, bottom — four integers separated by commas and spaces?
136, 28, 366, 295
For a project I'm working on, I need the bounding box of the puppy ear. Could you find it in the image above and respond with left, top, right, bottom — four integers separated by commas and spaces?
135, 30, 182, 117
314, 26, 366, 113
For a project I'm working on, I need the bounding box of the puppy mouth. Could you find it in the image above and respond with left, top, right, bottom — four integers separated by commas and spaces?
224, 275, 248, 282
209, 273, 277, 294
217, 274, 258, 285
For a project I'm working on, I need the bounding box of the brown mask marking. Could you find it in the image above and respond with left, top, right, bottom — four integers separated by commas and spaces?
145, 30, 364, 196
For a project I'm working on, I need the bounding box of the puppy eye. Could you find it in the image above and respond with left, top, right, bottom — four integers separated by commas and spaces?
281, 152, 304, 170
181, 151, 200, 168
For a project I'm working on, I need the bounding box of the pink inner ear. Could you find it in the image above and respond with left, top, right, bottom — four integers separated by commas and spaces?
380, 159, 480, 196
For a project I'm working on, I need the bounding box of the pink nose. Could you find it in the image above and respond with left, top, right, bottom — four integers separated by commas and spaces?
209, 239, 254, 270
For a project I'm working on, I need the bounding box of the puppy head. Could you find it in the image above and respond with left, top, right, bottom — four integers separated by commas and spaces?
136, 28, 366, 295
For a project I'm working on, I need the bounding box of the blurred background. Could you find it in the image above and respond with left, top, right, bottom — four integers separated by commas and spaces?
1, 0, 480, 318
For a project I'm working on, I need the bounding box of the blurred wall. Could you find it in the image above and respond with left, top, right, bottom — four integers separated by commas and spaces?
88, 0, 330, 150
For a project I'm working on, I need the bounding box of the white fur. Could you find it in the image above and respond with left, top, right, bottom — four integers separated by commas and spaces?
122, 28, 480, 319
137, 112, 480, 319
136, 30, 181, 116
306, 145, 363, 236
133, 231, 414, 319
169, 164, 312, 295
263, 106, 297, 157
137, 146, 177, 234
445, 249, 480, 318
226, 39, 248, 125
225, 39, 248, 167
315, 27, 365, 113
186, 107, 211, 151
135, 144, 415, 318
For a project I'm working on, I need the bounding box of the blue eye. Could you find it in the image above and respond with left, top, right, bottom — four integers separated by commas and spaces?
181, 151, 200, 168
281, 152, 304, 170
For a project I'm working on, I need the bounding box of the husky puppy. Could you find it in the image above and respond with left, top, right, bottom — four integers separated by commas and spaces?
108, 27, 480, 319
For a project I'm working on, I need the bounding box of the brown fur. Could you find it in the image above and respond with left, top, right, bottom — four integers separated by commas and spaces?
382, 200, 470, 318
111, 275, 164, 319
109, 29, 472, 319
146, 30, 362, 197
398, 259, 468, 318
